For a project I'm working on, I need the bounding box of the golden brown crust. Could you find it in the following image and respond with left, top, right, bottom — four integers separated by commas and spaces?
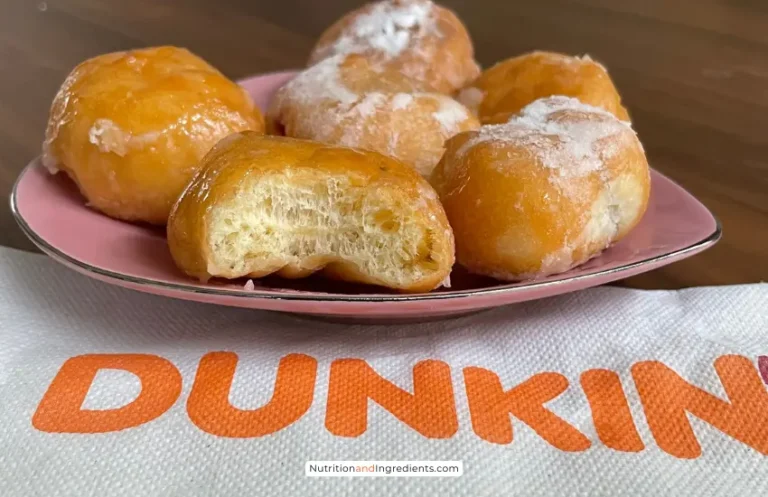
168, 133, 455, 292
268, 53, 479, 177
458, 51, 630, 124
308, 0, 480, 94
431, 97, 650, 281
43, 46, 265, 225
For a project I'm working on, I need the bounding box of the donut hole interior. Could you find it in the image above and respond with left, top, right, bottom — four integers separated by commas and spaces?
205, 172, 438, 287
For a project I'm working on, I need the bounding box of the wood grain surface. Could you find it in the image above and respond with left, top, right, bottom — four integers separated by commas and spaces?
1, 0, 766, 289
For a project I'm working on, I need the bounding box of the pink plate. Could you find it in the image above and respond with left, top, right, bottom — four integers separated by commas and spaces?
11, 71, 721, 322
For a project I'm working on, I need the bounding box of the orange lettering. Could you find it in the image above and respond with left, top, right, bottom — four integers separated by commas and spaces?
581, 369, 644, 452
187, 352, 316, 437
32, 354, 181, 433
325, 359, 457, 438
632, 355, 768, 458
464, 367, 591, 450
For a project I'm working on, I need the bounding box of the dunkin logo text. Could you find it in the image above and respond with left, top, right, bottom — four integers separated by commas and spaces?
32, 353, 768, 459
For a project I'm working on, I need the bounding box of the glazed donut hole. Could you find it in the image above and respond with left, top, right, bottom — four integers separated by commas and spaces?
43, 46, 265, 225
431, 96, 650, 281
458, 51, 630, 124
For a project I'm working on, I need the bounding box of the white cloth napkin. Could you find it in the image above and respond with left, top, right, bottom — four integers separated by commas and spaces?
0, 246, 766, 496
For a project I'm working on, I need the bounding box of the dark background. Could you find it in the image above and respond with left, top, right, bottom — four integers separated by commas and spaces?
2, 0, 766, 288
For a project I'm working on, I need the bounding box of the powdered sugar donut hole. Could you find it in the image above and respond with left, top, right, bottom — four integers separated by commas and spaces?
269, 54, 479, 177
431, 96, 650, 280
309, 0, 480, 94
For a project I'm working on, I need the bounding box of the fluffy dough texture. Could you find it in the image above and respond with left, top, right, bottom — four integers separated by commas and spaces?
168, 132, 455, 292
458, 51, 630, 124
308, 0, 480, 94
268, 53, 479, 177
43, 46, 265, 225
431, 96, 650, 281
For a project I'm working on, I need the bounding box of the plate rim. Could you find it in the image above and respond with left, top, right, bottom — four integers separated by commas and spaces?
10, 159, 722, 303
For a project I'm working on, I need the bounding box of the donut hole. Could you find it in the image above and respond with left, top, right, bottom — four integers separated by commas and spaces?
44, 46, 265, 225
434, 96, 649, 281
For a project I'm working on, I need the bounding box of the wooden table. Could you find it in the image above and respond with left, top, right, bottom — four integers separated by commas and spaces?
1, 0, 766, 289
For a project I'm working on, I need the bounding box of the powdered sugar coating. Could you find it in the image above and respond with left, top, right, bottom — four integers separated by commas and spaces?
282, 54, 359, 108
353, 92, 388, 117
269, 54, 478, 176
318, 0, 437, 61
456, 96, 636, 193
392, 93, 414, 110
309, 0, 480, 93
431, 98, 471, 134
270, 55, 362, 143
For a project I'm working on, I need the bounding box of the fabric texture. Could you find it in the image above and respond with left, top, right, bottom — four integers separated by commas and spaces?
0, 246, 766, 496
